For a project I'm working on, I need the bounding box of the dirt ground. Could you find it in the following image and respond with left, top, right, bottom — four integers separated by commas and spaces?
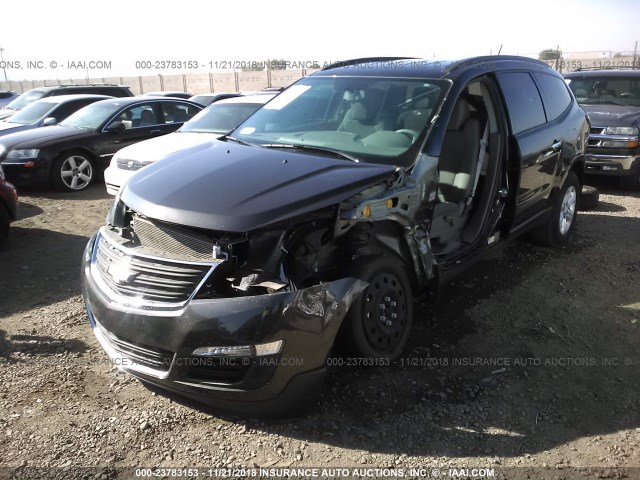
0, 179, 638, 480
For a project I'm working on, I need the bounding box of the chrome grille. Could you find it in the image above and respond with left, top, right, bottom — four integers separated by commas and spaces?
94, 234, 212, 303
116, 158, 150, 171
589, 126, 606, 135
132, 215, 214, 262
95, 321, 174, 372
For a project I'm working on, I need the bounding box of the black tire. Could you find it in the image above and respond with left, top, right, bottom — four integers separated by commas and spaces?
338, 256, 414, 361
619, 173, 640, 191
50, 151, 95, 192
0, 205, 9, 248
532, 171, 580, 247
580, 185, 599, 210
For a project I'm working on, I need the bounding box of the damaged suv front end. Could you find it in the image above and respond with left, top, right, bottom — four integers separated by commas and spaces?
82, 66, 452, 415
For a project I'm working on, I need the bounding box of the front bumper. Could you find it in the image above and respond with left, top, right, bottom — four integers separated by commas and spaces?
103, 164, 130, 196
82, 233, 365, 416
1, 159, 48, 186
585, 152, 640, 177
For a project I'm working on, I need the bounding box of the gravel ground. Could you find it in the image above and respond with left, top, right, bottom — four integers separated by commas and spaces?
0, 180, 638, 480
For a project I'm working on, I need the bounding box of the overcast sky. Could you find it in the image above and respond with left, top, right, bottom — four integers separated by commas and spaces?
0, 0, 638, 81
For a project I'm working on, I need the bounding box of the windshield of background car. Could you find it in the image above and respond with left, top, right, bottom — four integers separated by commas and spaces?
60, 101, 120, 129
3, 90, 47, 111
232, 76, 449, 164
566, 76, 640, 107
6, 100, 56, 125
180, 102, 264, 134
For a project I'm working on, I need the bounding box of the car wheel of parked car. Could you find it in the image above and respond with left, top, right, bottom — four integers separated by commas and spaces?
0, 205, 9, 247
51, 152, 95, 192
580, 185, 599, 210
619, 173, 640, 191
533, 171, 580, 247
339, 256, 414, 361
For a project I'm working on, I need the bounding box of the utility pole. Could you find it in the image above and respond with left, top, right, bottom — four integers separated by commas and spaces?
633, 41, 638, 70
0, 46, 7, 82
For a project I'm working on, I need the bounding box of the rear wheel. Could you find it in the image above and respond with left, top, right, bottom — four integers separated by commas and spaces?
338, 256, 414, 360
532, 171, 580, 247
51, 151, 95, 192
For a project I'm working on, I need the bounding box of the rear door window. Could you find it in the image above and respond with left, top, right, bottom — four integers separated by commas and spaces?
496, 72, 546, 134
534, 73, 573, 121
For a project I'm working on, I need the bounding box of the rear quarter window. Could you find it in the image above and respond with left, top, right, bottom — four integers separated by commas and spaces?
496, 72, 546, 134
535, 72, 573, 121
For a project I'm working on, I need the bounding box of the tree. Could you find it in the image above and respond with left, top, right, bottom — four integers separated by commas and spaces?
613, 52, 623, 58
539, 49, 562, 60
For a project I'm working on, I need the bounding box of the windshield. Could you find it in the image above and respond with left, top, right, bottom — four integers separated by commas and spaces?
231, 76, 449, 164
60, 101, 118, 129
6, 100, 56, 125
566, 76, 640, 106
180, 102, 264, 134
3, 90, 47, 111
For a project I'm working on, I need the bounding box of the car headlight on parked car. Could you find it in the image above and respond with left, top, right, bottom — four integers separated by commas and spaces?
605, 126, 639, 136
6, 149, 40, 160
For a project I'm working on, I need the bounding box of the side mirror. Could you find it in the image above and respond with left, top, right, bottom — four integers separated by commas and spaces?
105, 121, 126, 132
42, 117, 57, 126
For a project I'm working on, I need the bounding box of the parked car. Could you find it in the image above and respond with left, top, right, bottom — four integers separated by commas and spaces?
188, 92, 243, 106
0, 94, 112, 137
142, 91, 193, 100
0, 163, 18, 247
188, 90, 277, 107
104, 94, 274, 194
564, 69, 640, 189
0, 97, 202, 192
0, 84, 134, 121
0, 91, 18, 109
83, 56, 588, 416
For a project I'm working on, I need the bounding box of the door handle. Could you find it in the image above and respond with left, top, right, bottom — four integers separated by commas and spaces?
150, 129, 162, 133
551, 140, 562, 152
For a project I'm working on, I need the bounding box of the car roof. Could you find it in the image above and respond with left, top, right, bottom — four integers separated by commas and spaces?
213, 94, 276, 105
564, 69, 640, 77
93, 97, 201, 108
312, 55, 552, 79
32, 94, 114, 104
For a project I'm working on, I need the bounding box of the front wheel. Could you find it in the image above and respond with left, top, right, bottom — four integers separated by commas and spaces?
338, 256, 414, 361
51, 151, 95, 192
619, 172, 640, 191
532, 171, 580, 247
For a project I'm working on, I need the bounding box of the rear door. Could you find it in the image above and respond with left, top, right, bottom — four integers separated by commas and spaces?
496, 71, 562, 225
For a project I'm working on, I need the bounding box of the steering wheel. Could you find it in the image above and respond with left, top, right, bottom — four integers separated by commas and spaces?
395, 129, 419, 143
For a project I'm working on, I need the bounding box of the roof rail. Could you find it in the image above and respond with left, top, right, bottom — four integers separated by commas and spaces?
321, 57, 417, 71
447, 55, 550, 73
56, 83, 120, 87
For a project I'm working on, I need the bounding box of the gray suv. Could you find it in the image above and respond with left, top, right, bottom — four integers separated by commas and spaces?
564, 69, 640, 189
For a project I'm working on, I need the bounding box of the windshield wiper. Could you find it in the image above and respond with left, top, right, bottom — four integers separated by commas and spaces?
260, 143, 360, 162
219, 134, 252, 146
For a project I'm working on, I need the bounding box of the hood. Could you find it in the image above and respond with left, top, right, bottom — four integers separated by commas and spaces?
0, 125, 89, 149
114, 131, 219, 162
121, 140, 396, 232
0, 122, 30, 137
0, 109, 15, 121
579, 104, 640, 128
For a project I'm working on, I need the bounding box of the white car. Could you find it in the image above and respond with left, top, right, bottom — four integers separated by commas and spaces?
104, 94, 274, 195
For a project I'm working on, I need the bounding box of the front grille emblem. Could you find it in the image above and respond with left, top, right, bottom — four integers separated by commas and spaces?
107, 263, 138, 285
